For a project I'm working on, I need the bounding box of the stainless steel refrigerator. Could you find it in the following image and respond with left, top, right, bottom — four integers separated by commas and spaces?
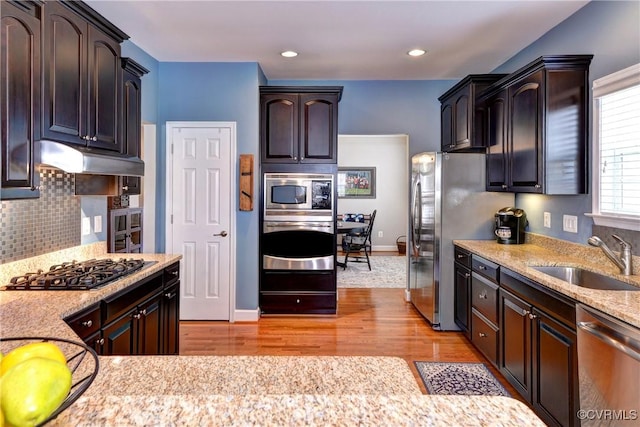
409, 152, 514, 330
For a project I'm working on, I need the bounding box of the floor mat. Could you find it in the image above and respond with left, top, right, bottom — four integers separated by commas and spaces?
337, 255, 406, 288
414, 361, 510, 396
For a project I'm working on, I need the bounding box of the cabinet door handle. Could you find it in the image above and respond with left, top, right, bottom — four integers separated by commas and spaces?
296, 299, 300, 304
456, 254, 466, 259
478, 265, 486, 270
479, 291, 487, 299
534, 184, 541, 189
170, 271, 179, 276
132, 313, 141, 319
522, 310, 530, 317
165, 292, 176, 299
464, 273, 471, 278
478, 332, 487, 338
91, 136, 97, 141
501, 184, 507, 190
122, 186, 129, 191
81, 320, 93, 328
96, 338, 105, 346
141, 309, 147, 316
529, 313, 537, 320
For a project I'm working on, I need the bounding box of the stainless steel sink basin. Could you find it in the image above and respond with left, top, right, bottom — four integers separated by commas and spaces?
531, 266, 639, 291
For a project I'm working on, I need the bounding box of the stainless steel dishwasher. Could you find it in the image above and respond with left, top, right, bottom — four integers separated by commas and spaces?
576, 304, 640, 426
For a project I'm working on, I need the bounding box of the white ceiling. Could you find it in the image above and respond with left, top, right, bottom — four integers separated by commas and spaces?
84, 0, 590, 80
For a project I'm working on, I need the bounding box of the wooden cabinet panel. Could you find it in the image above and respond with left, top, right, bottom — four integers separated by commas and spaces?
162, 282, 180, 355
260, 292, 337, 315
485, 90, 508, 191
499, 288, 532, 400
508, 72, 543, 192
138, 293, 162, 355
42, 1, 123, 151
471, 273, 499, 325
532, 308, 579, 427
454, 261, 471, 335
87, 25, 121, 151
438, 75, 505, 152
1, 1, 41, 199
260, 87, 342, 164
103, 312, 135, 355
482, 55, 592, 194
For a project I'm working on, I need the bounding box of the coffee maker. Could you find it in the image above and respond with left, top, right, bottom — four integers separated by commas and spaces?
494, 207, 528, 244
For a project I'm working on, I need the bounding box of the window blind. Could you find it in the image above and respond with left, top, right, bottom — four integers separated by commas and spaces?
597, 84, 640, 216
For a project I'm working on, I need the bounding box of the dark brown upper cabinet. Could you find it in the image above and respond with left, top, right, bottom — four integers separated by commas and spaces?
1, 1, 41, 199
42, 1, 127, 152
438, 75, 506, 152
119, 58, 149, 196
480, 55, 593, 194
260, 86, 342, 164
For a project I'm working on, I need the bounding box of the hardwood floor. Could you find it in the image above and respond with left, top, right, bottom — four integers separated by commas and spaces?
180, 283, 523, 400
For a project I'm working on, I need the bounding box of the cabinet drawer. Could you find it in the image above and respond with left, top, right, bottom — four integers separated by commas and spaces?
472, 255, 499, 282
104, 271, 163, 323
454, 246, 472, 268
471, 308, 499, 365
64, 303, 101, 340
260, 292, 336, 314
164, 262, 180, 287
471, 272, 499, 324
262, 271, 335, 292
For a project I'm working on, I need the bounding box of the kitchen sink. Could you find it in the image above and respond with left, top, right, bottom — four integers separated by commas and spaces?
530, 266, 640, 291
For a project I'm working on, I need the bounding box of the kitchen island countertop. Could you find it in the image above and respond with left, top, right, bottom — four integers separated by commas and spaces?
1, 243, 544, 426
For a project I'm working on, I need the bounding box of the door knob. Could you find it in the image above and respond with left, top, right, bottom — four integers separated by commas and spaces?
213, 231, 228, 237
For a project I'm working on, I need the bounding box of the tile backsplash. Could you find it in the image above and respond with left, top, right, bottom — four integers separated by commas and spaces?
0, 168, 80, 264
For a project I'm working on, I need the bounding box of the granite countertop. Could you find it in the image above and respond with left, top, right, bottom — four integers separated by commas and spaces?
454, 234, 640, 329
1, 243, 544, 426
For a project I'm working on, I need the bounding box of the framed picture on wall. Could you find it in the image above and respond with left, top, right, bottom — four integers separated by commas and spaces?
337, 167, 376, 198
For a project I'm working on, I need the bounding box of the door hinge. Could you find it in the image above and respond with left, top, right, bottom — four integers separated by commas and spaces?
171, 144, 174, 155
170, 214, 173, 224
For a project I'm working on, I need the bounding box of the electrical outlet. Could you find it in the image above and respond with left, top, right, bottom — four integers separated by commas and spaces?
378, 231, 383, 238
94, 215, 102, 233
82, 217, 91, 235
563, 215, 578, 233
543, 212, 551, 228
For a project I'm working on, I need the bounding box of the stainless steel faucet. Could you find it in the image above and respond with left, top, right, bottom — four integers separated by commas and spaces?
587, 235, 633, 275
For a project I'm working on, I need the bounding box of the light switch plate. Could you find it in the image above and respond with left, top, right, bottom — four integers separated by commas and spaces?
543, 212, 551, 228
563, 215, 578, 233
94, 215, 102, 233
82, 217, 91, 235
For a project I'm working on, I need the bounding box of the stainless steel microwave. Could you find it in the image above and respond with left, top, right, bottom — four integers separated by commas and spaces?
263, 173, 333, 221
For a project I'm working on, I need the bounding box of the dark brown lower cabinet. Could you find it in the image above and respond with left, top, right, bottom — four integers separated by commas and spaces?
499, 272, 579, 427
260, 271, 336, 315
453, 249, 472, 335
65, 263, 180, 356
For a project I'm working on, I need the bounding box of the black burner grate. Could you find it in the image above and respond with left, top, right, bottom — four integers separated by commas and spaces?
5, 258, 149, 290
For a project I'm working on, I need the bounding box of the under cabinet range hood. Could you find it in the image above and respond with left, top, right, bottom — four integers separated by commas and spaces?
38, 140, 145, 176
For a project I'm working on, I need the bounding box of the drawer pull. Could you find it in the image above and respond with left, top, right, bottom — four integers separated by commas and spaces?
465, 273, 471, 278
479, 292, 487, 299
478, 332, 487, 338
170, 271, 179, 277
81, 320, 93, 328
165, 292, 176, 299
478, 265, 487, 270
296, 299, 300, 304
457, 254, 466, 259
96, 338, 105, 346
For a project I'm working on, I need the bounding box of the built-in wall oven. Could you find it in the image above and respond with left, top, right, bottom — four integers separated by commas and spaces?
262, 173, 335, 271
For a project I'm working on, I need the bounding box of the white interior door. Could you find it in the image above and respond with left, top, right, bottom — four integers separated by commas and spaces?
166, 122, 236, 321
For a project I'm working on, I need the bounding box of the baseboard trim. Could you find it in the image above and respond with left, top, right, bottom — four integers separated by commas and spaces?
372, 245, 399, 252
234, 308, 260, 322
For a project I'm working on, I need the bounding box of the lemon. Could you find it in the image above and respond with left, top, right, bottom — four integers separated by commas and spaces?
0, 342, 66, 376
1, 357, 72, 427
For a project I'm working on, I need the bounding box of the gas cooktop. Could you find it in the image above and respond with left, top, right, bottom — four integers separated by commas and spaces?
4, 258, 155, 291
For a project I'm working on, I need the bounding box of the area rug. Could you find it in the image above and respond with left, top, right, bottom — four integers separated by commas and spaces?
337, 255, 406, 288
414, 362, 510, 397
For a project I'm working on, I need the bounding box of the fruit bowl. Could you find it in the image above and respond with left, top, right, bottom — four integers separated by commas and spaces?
0, 336, 99, 426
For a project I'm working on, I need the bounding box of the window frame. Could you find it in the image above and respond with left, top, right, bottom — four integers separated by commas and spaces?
587, 63, 640, 231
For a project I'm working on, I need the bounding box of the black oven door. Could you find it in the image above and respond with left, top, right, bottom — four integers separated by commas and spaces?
262, 222, 334, 270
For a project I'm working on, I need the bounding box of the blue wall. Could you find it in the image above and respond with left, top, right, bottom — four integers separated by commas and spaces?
157, 62, 262, 309
492, 0, 640, 244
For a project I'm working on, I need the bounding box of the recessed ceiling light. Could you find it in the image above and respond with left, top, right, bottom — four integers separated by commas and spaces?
408, 49, 426, 57
281, 50, 298, 58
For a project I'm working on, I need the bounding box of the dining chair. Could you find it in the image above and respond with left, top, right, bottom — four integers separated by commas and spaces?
342, 210, 376, 270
